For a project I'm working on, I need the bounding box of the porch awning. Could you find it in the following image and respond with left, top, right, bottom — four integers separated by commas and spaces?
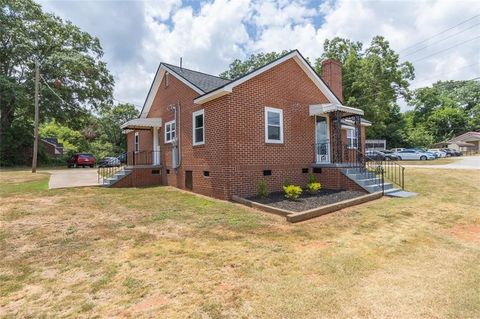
309, 103, 364, 116
121, 118, 162, 132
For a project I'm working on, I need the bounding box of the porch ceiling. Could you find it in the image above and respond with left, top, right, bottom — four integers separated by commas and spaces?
121, 118, 162, 132
309, 103, 364, 116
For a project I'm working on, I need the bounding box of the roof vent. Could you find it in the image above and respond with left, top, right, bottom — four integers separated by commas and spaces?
180, 57, 183, 71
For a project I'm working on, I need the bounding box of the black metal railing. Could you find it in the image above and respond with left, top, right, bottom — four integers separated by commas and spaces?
97, 151, 161, 184
314, 143, 404, 191
365, 156, 405, 190
126, 150, 161, 166
98, 165, 124, 184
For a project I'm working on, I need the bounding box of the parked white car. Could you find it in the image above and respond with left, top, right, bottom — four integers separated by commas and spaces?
394, 149, 436, 160
428, 149, 447, 158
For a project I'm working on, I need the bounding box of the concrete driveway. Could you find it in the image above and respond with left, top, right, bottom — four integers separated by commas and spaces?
402, 155, 480, 170
48, 168, 101, 189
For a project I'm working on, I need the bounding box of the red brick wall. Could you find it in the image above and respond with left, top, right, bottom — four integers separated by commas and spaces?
125, 58, 368, 199
218, 58, 334, 198
321, 59, 343, 102
141, 72, 230, 199
111, 167, 162, 188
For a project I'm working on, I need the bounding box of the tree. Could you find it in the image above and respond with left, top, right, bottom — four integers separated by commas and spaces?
402, 111, 433, 147
219, 51, 290, 80
409, 80, 480, 135
316, 36, 415, 146
426, 107, 469, 141
218, 37, 414, 147
0, 0, 114, 165
97, 103, 139, 154
39, 120, 85, 153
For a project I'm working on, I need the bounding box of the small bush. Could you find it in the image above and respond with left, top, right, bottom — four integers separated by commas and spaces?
283, 185, 302, 200
306, 182, 321, 194
307, 173, 316, 184
283, 179, 292, 187
257, 179, 269, 198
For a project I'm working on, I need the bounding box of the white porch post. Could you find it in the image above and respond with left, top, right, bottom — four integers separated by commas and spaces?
153, 127, 160, 165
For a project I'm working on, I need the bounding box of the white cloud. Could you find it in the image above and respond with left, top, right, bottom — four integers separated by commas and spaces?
38, 0, 480, 111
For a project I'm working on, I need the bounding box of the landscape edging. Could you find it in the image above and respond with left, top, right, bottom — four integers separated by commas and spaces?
231, 192, 384, 222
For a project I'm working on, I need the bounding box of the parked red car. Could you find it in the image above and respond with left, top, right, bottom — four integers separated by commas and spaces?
67, 153, 96, 168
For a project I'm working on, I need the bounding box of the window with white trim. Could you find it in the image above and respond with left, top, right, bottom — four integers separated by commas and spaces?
165, 120, 176, 143
192, 109, 205, 146
265, 107, 283, 143
347, 128, 357, 149
134, 132, 139, 153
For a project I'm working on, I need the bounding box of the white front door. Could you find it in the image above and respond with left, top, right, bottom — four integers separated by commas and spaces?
153, 127, 160, 165
316, 115, 330, 163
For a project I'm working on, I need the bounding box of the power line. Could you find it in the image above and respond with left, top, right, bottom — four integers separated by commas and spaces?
112, 97, 143, 108
346, 64, 479, 105
40, 74, 76, 109
399, 13, 480, 53
402, 22, 480, 58
411, 35, 480, 63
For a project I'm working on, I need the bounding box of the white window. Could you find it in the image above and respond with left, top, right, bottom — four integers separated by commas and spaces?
134, 132, 139, 153
347, 128, 357, 149
192, 109, 205, 146
165, 120, 176, 143
265, 107, 283, 143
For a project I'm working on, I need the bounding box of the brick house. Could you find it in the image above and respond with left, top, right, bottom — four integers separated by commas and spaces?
116, 50, 374, 199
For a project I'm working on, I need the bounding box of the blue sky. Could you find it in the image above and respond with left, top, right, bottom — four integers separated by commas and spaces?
38, 0, 480, 110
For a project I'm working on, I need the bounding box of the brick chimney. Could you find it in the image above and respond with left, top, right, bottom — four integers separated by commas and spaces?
321, 59, 343, 102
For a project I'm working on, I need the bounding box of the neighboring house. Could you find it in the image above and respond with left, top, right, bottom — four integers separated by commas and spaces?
366, 139, 386, 151
41, 137, 64, 156
117, 50, 375, 199
432, 131, 480, 153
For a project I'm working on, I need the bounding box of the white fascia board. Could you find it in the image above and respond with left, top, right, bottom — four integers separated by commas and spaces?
121, 118, 162, 130
309, 103, 364, 116
140, 64, 204, 118
193, 87, 232, 104
194, 50, 341, 105
291, 55, 341, 105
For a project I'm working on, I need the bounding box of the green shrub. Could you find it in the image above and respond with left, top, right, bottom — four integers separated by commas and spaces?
283, 185, 303, 200
308, 173, 316, 184
283, 179, 292, 187
257, 179, 269, 198
306, 182, 321, 194
305, 173, 321, 194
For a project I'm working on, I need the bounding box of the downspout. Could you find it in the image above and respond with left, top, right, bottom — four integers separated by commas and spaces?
174, 101, 182, 170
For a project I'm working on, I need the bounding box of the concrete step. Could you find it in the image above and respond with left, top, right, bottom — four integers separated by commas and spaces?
101, 168, 132, 187
384, 188, 417, 198
363, 182, 393, 193
356, 178, 381, 186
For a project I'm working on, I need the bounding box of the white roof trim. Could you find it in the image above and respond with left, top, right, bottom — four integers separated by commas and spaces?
140, 65, 204, 118
194, 50, 341, 105
309, 103, 364, 116
40, 139, 63, 149
121, 118, 162, 131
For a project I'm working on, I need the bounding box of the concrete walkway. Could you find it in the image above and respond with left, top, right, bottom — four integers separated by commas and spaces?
402, 155, 480, 170
48, 168, 101, 189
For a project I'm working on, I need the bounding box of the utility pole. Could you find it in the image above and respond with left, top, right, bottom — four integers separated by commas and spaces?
31, 60, 40, 173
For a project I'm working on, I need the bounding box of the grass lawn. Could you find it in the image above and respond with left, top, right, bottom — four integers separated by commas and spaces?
0, 168, 479, 318
400, 157, 458, 165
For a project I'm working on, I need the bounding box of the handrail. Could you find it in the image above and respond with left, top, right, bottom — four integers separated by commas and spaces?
97, 150, 161, 185
97, 165, 124, 185
365, 156, 405, 190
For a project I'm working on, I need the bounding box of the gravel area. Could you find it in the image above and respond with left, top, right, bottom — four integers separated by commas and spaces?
248, 189, 366, 212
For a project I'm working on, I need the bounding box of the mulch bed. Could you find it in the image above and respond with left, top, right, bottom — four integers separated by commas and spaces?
247, 189, 366, 212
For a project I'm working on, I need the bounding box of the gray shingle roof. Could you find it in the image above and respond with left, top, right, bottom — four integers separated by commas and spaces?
162, 63, 230, 93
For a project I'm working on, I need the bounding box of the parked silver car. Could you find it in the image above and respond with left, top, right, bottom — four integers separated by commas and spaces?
394, 149, 436, 160
428, 149, 447, 158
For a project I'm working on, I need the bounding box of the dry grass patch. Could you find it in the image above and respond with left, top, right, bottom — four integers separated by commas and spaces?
0, 168, 478, 318
401, 157, 458, 165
